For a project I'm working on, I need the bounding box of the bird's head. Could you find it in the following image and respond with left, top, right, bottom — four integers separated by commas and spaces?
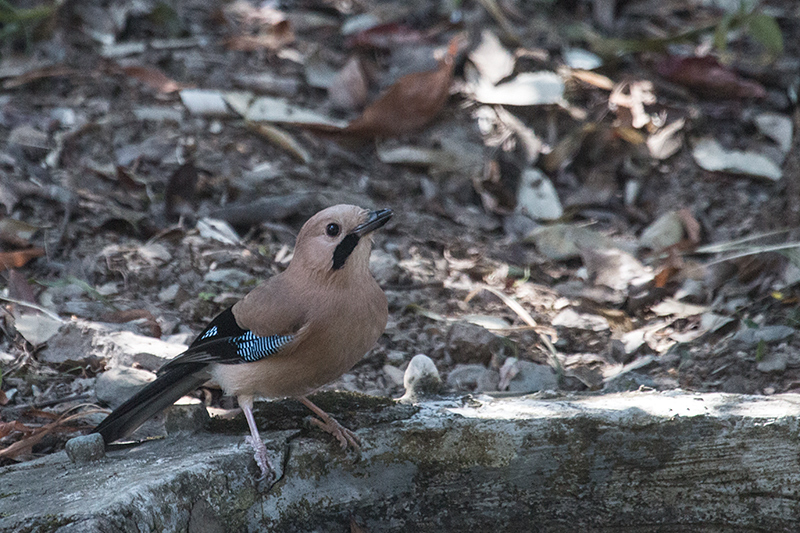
289, 204, 393, 280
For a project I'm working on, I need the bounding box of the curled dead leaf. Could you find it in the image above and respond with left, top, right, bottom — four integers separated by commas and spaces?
656, 56, 766, 100
344, 23, 425, 50
0, 248, 45, 270
339, 36, 462, 139
3, 65, 76, 89
121, 65, 183, 94
101, 309, 162, 338
0, 420, 34, 439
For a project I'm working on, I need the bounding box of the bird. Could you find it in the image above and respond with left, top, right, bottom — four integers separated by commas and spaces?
93, 204, 392, 480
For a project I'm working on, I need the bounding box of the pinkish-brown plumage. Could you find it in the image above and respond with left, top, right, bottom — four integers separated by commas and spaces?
94, 204, 392, 481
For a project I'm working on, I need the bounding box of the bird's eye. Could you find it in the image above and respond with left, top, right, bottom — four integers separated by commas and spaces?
325, 223, 340, 237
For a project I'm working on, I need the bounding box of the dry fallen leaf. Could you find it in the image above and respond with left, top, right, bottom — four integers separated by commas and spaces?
0, 420, 33, 439
101, 309, 162, 338
225, 20, 294, 51
656, 55, 766, 100
7, 269, 37, 305
344, 23, 425, 50
164, 162, 198, 221
0, 410, 96, 460
0, 248, 45, 270
350, 516, 368, 533
121, 65, 183, 94
339, 35, 463, 139
3, 65, 75, 89
223, 2, 294, 51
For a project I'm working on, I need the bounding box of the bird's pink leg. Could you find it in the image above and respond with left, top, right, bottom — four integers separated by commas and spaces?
298, 396, 360, 449
241, 400, 274, 482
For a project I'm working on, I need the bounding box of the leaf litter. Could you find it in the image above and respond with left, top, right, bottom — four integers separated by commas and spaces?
0, 0, 799, 462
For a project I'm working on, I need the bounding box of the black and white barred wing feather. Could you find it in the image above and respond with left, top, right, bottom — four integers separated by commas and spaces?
94, 306, 296, 443
159, 307, 296, 370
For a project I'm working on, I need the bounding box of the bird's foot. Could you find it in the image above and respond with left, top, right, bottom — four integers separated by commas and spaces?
245, 435, 275, 483
309, 413, 361, 450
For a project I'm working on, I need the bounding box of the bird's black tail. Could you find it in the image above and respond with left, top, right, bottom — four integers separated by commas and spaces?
93, 363, 209, 444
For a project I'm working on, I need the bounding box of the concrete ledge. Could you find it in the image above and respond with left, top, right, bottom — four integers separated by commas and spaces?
3, 391, 800, 532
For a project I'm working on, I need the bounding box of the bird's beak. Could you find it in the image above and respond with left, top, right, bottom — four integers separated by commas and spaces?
353, 208, 393, 237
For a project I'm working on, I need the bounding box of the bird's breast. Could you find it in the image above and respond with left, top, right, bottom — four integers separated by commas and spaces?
213, 279, 387, 400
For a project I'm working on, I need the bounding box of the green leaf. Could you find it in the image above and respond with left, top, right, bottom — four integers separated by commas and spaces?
748, 12, 784, 55
756, 339, 766, 361
714, 12, 735, 52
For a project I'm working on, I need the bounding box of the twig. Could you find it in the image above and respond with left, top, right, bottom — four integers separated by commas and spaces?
0, 296, 63, 322
5, 393, 94, 411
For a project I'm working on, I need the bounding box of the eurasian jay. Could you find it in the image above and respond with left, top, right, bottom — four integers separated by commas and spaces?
93, 204, 392, 480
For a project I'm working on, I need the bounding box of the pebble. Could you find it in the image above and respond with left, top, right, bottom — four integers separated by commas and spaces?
400, 354, 442, 402
65, 433, 105, 464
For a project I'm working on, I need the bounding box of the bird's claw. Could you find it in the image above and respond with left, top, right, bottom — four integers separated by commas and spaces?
245, 435, 275, 483
309, 414, 361, 450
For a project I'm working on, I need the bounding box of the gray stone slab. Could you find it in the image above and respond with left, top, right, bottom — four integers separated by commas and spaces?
3, 391, 800, 532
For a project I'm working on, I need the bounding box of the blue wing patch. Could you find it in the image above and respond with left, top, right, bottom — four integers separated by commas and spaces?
200, 326, 218, 340
160, 306, 296, 371
230, 331, 294, 362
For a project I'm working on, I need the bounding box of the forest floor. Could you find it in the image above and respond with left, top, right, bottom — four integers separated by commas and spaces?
1, 0, 799, 463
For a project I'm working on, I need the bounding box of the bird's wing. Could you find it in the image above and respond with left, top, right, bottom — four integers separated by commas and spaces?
161, 275, 309, 372
158, 306, 297, 372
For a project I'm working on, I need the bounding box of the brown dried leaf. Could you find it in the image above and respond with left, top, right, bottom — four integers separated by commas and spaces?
299, 37, 463, 145
7, 269, 37, 305
0, 420, 33, 439
101, 309, 162, 338
0, 415, 88, 459
0, 248, 45, 270
121, 65, 183, 94
344, 23, 425, 50
350, 516, 368, 533
677, 208, 701, 246
656, 56, 766, 99
570, 69, 614, 91
3, 65, 76, 89
339, 36, 462, 139
225, 23, 294, 51
222, 2, 294, 51
164, 162, 198, 221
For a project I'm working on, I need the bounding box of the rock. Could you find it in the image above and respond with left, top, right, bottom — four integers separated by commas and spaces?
552, 308, 610, 332
446, 322, 504, 366
370, 249, 401, 285
756, 351, 788, 373
203, 268, 254, 288
165, 402, 210, 435
7, 392, 800, 531
64, 433, 105, 464
552, 308, 612, 352
446, 364, 491, 392
734, 326, 795, 347
383, 364, 406, 386
401, 354, 442, 401
95, 367, 154, 409
639, 210, 685, 251
476, 369, 500, 392
38, 318, 187, 367
604, 371, 657, 392
385, 350, 406, 365
503, 360, 558, 393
